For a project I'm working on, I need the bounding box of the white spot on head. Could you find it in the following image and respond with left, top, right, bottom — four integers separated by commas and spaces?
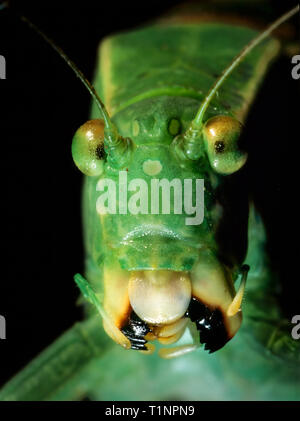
143, 159, 162, 176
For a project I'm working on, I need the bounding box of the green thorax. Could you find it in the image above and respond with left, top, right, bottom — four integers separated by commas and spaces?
91, 23, 279, 123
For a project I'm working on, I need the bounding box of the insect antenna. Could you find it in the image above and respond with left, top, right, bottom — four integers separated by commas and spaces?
20, 12, 127, 153
186, 5, 299, 137
20, 16, 111, 128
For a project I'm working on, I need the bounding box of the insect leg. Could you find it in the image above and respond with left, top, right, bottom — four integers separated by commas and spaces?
265, 320, 300, 361
0, 315, 113, 401
74, 274, 131, 349
156, 320, 200, 359
158, 344, 200, 359
227, 265, 249, 316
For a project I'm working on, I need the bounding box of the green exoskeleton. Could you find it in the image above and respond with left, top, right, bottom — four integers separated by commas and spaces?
71, 5, 297, 358
0, 3, 299, 401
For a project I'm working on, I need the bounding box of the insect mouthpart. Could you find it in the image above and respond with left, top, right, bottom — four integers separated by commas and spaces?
128, 270, 192, 326
117, 225, 203, 271
119, 256, 246, 356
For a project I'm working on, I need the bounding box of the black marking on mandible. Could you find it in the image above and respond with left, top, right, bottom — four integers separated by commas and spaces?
185, 297, 229, 353
121, 311, 150, 351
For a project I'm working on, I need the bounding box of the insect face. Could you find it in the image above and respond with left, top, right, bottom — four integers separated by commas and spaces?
69, 5, 299, 358
71, 101, 246, 357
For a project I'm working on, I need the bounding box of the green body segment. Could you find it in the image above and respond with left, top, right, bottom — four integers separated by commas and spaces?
85, 22, 279, 288
1, 10, 299, 402
1, 207, 299, 401
80, 19, 299, 398
93, 23, 279, 120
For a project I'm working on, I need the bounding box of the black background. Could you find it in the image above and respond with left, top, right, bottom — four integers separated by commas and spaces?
0, 0, 299, 390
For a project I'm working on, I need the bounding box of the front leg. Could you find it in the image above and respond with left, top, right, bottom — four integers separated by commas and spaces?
74, 273, 131, 349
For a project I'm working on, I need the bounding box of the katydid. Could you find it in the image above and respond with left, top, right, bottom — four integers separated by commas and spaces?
0, 2, 299, 401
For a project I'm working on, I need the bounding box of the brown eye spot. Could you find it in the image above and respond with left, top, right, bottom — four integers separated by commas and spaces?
215, 141, 225, 153
95, 144, 105, 159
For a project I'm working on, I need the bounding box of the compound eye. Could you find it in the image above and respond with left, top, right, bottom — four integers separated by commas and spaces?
72, 119, 105, 176
203, 115, 247, 175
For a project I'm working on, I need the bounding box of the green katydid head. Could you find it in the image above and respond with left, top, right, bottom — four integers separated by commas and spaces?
21, 5, 299, 358
20, 7, 298, 179
68, 5, 297, 179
